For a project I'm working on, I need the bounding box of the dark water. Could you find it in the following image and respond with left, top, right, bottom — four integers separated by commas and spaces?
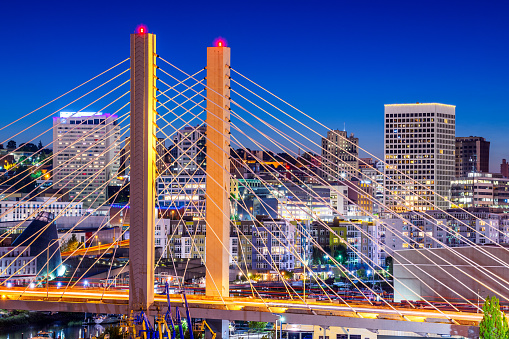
0, 323, 106, 339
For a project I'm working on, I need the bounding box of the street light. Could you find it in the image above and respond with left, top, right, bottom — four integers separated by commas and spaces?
280, 316, 285, 339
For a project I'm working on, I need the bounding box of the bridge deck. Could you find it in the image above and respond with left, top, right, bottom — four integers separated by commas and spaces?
0, 287, 479, 337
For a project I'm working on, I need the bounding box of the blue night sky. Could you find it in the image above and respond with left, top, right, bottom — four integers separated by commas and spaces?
1, 0, 508, 170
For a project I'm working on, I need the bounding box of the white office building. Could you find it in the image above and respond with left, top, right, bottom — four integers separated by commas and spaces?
52, 112, 121, 209
0, 197, 83, 222
384, 103, 455, 212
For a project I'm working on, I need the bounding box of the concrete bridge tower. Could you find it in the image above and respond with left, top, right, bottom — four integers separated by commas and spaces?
205, 42, 231, 338
129, 26, 157, 312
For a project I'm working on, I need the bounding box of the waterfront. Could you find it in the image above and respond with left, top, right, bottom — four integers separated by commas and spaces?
0, 323, 106, 339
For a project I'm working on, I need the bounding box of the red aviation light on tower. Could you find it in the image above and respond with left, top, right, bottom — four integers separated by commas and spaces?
137, 25, 148, 34
213, 37, 227, 47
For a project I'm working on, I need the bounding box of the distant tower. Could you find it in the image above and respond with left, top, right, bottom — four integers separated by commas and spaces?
502, 159, 509, 178
455, 136, 490, 177
172, 125, 207, 173
321, 130, 359, 181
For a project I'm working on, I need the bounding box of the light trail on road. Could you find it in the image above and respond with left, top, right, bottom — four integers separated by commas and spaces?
0, 287, 483, 323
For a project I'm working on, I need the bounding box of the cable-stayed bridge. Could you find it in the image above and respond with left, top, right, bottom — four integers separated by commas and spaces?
0, 28, 505, 338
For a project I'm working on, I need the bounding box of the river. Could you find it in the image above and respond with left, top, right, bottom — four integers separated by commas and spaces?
0, 323, 107, 339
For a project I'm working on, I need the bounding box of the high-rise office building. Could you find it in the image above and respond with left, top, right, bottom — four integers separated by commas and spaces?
455, 136, 490, 177
52, 112, 121, 209
321, 130, 359, 181
384, 103, 455, 212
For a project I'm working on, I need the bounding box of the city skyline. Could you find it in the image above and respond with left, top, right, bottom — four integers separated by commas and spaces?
1, 1, 508, 171
0, 10, 507, 336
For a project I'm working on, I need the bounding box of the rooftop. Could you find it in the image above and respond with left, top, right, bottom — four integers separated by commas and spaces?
384, 103, 456, 107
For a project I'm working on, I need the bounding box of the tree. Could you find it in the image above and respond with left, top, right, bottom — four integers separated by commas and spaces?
311, 246, 331, 265
60, 234, 81, 253
332, 243, 348, 265
356, 268, 366, 279
479, 295, 509, 339
10, 165, 36, 193
248, 321, 268, 332
6, 140, 16, 150
99, 325, 123, 339
19, 143, 38, 153
385, 256, 393, 276
38, 140, 43, 150
30, 169, 42, 179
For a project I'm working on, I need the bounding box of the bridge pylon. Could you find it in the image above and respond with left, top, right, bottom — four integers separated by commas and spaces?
129, 27, 157, 312
205, 44, 231, 299
205, 43, 231, 339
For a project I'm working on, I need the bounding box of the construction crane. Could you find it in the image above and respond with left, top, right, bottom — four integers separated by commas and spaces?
124, 282, 195, 339
196, 320, 216, 339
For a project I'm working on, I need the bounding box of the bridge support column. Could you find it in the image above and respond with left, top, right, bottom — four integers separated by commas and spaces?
205, 45, 231, 299
207, 319, 230, 339
129, 29, 157, 312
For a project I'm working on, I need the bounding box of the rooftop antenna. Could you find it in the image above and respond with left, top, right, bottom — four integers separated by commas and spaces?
343, 122, 346, 132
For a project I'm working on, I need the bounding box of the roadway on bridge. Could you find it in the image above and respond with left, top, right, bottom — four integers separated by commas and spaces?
0, 286, 483, 323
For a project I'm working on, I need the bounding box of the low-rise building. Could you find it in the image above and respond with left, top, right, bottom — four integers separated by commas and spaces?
0, 197, 83, 222
165, 220, 206, 262
0, 245, 37, 285
380, 209, 506, 255
251, 218, 296, 271
450, 172, 509, 212
156, 173, 206, 218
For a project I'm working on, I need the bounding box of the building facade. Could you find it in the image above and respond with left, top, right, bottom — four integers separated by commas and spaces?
52, 112, 121, 209
156, 137, 170, 175
166, 220, 206, 262
170, 125, 206, 173
455, 136, 490, 177
0, 245, 37, 285
501, 159, 509, 178
380, 210, 506, 254
157, 174, 206, 218
384, 103, 455, 212
450, 172, 509, 212
0, 197, 82, 222
251, 219, 295, 271
321, 130, 359, 181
